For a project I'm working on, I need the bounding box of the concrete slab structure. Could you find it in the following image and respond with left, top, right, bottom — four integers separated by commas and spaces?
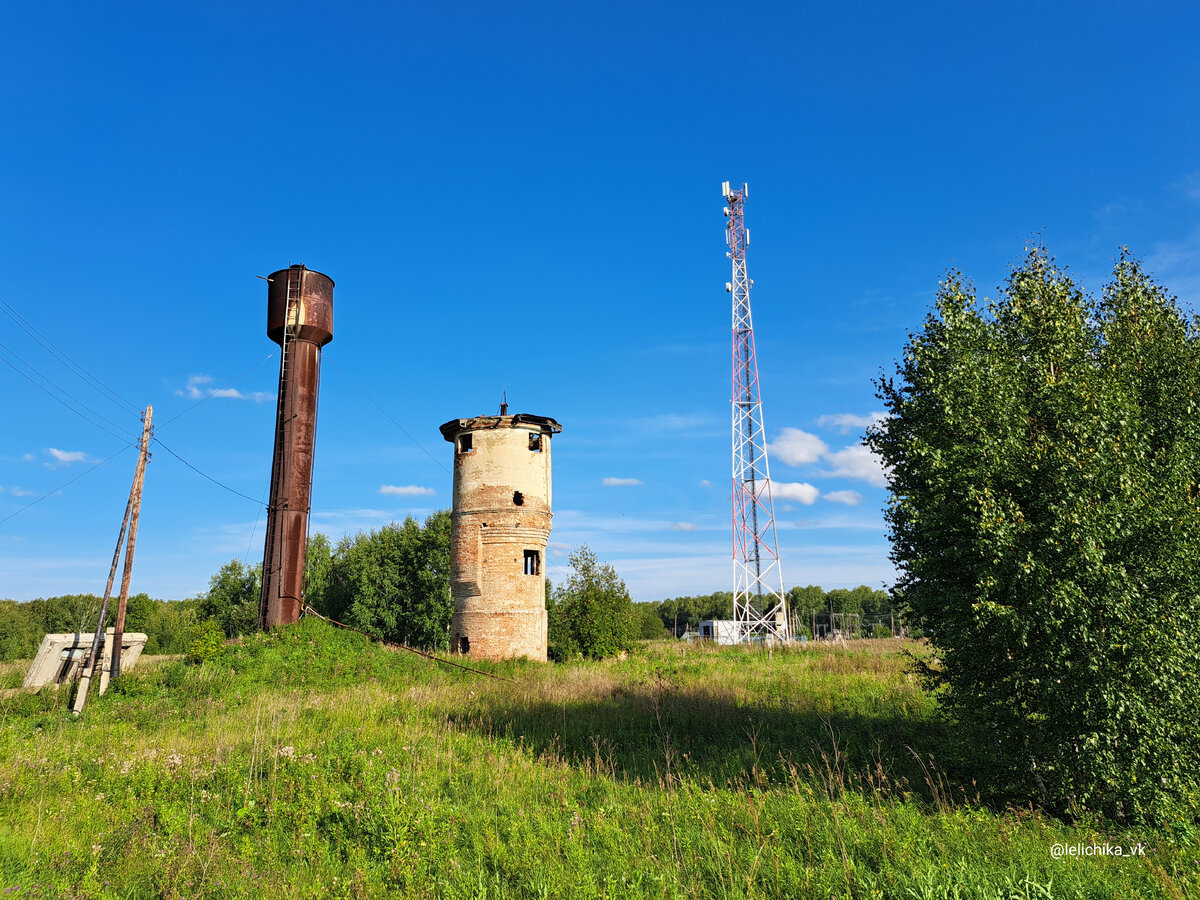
440, 410, 562, 661
23, 629, 147, 693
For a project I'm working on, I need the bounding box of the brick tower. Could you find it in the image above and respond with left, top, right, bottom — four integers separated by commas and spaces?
439, 406, 562, 661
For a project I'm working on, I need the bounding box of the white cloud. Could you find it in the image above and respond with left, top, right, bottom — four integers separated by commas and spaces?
671, 522, 697, 532
22, 453, 35, 462
768, 428, 828, 466
602, 477, 643, 487
699, 479, 712, 488
824, 490, 863, 506
45, 448, 88, 468
772, 481, 820, 505
176, 374, 273, 403
824, 444, 890, 488
816, 412, 886, 434
378, 484, 435, 497
10, 487, 36, 497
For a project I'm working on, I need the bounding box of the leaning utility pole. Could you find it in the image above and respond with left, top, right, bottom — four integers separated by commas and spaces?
72, 405, 152, 713
723, 182, 789, 643
112, 405, 152, 679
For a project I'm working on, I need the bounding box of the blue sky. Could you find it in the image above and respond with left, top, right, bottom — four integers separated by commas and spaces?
2, 1, 1199, 603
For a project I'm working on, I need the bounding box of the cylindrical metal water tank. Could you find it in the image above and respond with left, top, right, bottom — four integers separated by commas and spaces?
260, 265, 334, 629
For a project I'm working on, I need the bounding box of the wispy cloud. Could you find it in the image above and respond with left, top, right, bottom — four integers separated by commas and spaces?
378, 484, 435, 497
767, 428, 828, 466
45, 448, 89, 468
698, 479, 712, 488
630, 413, 717, 433
10, 487, 36, 497
22, 453, 35, 462
671, 522, 697, 532
816, 412, 885, 434
176, 374, 273, 403
602, 477, 643, 487
824, 490, 863, 506
1173, 171, 1200, 202
773, 481, 819, 505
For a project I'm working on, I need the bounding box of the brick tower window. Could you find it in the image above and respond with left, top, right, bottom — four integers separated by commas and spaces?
523, 549, 541, 575
458, 434, 473, 453
529, 432, 542, 452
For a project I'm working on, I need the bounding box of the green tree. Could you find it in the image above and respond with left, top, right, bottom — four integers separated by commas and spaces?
0, 600, 38, 661
198, 559, 261, 638
786, 585, 826, 619
547, 545, 635, 661
633, 602, 670, 640
140, 598, 201, 655
324, 512, 452, 650
304, 532, 335, 614
23, 594, 103, 635
868, 247, 1200, 823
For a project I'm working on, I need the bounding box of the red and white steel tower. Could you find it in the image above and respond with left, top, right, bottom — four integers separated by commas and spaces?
724, 181, 790, 642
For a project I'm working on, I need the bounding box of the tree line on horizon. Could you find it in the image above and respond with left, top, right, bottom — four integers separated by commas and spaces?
1, 520, 897, 662
639, 583, 900, 639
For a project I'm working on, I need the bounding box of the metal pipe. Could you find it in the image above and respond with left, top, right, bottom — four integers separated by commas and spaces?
259, 265, 334, 629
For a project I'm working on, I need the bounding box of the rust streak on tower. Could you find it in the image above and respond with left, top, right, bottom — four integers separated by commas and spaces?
259, 264, 334, 629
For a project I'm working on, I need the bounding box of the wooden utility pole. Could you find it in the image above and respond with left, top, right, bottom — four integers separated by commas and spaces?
70, 491, 134, 715
111, 405, 153, 681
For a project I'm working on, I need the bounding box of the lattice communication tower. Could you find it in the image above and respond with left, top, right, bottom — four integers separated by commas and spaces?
723, 181, 790, 642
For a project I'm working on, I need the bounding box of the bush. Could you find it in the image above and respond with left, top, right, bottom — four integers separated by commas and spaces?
868, 247, 1200, 823
547, 545, 635, 661
186, 619, 226, 664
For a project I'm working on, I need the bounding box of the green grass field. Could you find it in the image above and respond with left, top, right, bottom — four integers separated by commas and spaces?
1, 620, 1195, 898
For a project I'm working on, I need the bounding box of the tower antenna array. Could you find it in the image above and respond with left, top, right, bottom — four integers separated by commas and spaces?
723, 181, 789, 642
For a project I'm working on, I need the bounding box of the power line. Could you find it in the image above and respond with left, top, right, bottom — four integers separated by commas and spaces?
0, 296, 142, 416
153, 437, 266, 506
0, 343, 139, 442
0, 444, 134, 527
241, 479, 271, 567
324, 353, 450, 475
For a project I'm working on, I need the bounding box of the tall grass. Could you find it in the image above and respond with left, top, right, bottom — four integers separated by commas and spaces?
0, 620, 1195, 898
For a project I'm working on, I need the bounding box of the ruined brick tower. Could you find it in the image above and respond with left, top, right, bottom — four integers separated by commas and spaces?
439, 406, 562, 661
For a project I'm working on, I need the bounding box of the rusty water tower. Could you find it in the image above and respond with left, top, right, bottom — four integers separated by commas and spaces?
259, 264, 333, 629
440, 405, 562, 660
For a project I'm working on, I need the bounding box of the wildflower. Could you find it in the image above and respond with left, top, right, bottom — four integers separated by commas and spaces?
165, 753, 183, 772
278, 746, 295, 759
